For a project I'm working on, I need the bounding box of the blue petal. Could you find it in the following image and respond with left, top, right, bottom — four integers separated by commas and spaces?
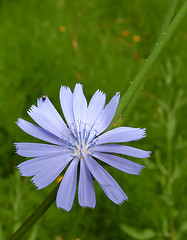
73, 84, 87, 131
86, 90, 106, 128
56, 159, 79, 211
78, 158, 96, 208
28, 96, 72, 141
93, 152, 144, 175
85, 155, 127, 204
60, 86, 75, 127
94, 93, 120, 135
93, 144, 151, 158
31, 154, 72, 189
17, 118, 63, 145
18, 158, 44, 177
17, 153, 72, 177
98, 127, 146, 144
15, 142, 67, 157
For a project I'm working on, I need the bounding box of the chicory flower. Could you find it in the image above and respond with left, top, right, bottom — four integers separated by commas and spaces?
15, 83, 150, 211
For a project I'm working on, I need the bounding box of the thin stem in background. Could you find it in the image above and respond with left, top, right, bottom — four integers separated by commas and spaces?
156, 0, 179, 42
110, 0, 187, 127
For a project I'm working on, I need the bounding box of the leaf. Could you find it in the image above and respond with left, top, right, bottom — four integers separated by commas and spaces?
120, 224, 156, 239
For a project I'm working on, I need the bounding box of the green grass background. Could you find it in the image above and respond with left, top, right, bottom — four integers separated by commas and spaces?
0, 0, 187, 239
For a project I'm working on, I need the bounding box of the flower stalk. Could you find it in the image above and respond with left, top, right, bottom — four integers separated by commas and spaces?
156, 0, 179, 43
9, 183, 60, 240
110, 0, 187, 126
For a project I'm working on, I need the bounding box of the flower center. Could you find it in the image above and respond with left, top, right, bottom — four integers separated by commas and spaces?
66, 124, 98, 160
72, 141, 91, 159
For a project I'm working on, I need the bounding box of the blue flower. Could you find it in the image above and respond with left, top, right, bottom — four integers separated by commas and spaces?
15, 83, 150, 211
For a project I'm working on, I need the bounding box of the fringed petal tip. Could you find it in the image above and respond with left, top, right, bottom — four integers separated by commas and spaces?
16, 118, 27, 132
57, 205, 69, 212
56, 201, 62, 210
115, 195, 128, 205
75, 83, 82, 88
14, 142, 26, 154
27, 105, 35, 113
17, 165, 24, 176
17, 165, 20, 172
116, 92, 120, 97
30, 177, 40, 190
17, 164, 32, 178
16, 118, 27, 130
79, 202, 96, 209
137, 165, 145, 175
16, 118, 21, 126
14, 143, 18, 152
56, 204, 72, 212
120, 197, 128, 205
16, 118, 27, 129
135, 128, 147, 140
131, 166, 145, 175
60, 85, 68, 92
142, 128, 147, 137
96, 89, 105, 96
37, 95, 47, 104
147, 151, 152, 158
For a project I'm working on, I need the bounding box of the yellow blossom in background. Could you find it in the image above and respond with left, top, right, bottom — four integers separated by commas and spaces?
113, 117, 124, 127
121, 30, 129, 37
59, 26, 66, 33
55, 175, 63, 183
133, 35, 141, 42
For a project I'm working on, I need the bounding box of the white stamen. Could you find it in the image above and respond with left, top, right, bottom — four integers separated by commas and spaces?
65, 123, 97, 160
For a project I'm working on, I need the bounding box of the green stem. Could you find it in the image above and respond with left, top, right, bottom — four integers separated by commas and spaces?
9, 183, 60, 240
156, 0, 179, 42
110, 0, 187, 126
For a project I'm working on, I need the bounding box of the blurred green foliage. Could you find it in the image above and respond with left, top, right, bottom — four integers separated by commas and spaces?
0, 0, 186, 239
